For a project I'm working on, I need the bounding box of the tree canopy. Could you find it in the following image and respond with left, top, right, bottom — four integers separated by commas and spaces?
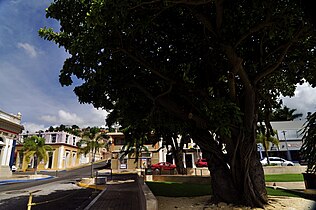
271, 105, 303, 121
40, 0, 316, 207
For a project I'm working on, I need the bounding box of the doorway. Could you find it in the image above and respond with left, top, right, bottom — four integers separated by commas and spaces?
48, 152, 53, 169
185, 154, 193, 168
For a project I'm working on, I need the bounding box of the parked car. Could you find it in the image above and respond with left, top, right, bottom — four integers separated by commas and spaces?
260, 157, 295, 166
195, 158, 208, 167
11, 165, 17, 172
151, 162, 176, 171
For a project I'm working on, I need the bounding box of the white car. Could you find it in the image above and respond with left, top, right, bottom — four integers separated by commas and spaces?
11, 165, 17, 172
260, 157, 294, 166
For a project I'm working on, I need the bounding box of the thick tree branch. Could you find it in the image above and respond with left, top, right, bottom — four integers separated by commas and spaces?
119, 48, 174, 83
167, 0, 212, 5
189, 8, 217, 36
224, 45, 252, 90
254, 26, 304, 84
234, 21, 273, 49
130, 80, 155, 101
215, 0, 224, 33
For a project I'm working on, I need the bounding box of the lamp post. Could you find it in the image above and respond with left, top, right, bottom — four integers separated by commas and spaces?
282, 131, 292, 161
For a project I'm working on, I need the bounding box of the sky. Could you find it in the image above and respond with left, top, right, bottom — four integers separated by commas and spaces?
0, 1, 316, 133
0, 0, 108, 132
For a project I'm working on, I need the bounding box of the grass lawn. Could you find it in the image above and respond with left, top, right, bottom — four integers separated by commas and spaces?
264, 174, 304, 182
146, 181, 212, 197
145, 181, 300, 197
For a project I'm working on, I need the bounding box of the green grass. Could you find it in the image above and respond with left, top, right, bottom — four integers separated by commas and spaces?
145, 181, 212, 197
266, 187, 300, 197
146, 181, 300, 198
264, 174, 304, 182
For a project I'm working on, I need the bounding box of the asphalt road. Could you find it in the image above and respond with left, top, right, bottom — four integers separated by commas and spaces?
0, 161, 108, 210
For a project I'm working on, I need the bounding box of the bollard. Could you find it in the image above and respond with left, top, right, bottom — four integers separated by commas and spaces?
56, 170, 58, 177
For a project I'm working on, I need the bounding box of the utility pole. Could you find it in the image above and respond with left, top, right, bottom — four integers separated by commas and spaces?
282, 131, 292, 161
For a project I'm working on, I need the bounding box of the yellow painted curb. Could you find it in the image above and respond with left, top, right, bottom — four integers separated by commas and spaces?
77, 181, 106, 190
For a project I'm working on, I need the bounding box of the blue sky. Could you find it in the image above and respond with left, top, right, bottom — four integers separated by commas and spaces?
0, 0, 108, 132
0, 0, 316, 133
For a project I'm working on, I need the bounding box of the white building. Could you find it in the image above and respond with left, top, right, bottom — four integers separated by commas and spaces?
17, 131, 82, 170
259, 121, 305, 162
0, 110, 23, 177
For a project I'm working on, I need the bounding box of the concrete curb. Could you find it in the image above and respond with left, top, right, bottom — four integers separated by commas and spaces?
0, 175, 54, 185
142, 182, 158, 210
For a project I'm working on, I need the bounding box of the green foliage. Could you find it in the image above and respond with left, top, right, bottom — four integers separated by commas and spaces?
300, 112, 316, 173
271, 106, 303, 121
145, 181, 212, 197
264, 174, 304, 182
77, 127, 108, 161
22, 136, 53, 174
265, 188, 300, 197
146, 181, 300, 198
256, 127, 279, 150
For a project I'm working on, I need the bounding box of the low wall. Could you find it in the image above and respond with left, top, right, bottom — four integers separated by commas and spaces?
263, 166, 307, 174
151, 175, 211, 184
138, 176, 158, 210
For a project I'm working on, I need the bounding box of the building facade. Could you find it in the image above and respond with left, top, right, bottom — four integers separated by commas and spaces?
158, 136, 202, 168
16, 131, 82, 170
107, 132, 160, 171
0, 110, 23, 177
258, 121, 305, 162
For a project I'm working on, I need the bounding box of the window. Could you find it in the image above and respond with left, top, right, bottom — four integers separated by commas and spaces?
51, 134, 57, 143
114, 138, 125, 145
73, 137, 76, 146
65, 135, 69, 144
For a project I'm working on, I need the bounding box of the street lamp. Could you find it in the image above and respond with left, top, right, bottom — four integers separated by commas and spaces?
282, 130, 292, 161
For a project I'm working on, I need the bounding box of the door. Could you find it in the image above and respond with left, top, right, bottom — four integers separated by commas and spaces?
48, 152, 53, 169
185, 154, 193, 168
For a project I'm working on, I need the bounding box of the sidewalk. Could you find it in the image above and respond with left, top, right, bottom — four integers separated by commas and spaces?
0, 174, 53, 185
84, 173, 146, 210
266, 181, 316, 201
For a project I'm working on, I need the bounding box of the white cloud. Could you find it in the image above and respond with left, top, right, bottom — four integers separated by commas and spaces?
58, 110, 84, 125
17, 42, 38, 58
40, 110, 84, 126
22, 122, 46, 133
282, 83, 316, 119
40, 115, 58, 123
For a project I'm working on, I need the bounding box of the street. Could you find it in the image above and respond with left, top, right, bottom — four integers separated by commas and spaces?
0, 161, 107, 210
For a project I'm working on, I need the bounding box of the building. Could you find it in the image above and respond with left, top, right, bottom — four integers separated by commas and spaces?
258, 121, 305, 162
159, 135, 202, 168
0, 110, 23, 177
16, 131, 82, 171
107, 132, 160, 171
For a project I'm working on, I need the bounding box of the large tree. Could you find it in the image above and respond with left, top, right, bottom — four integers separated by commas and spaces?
40, 0, 316, 207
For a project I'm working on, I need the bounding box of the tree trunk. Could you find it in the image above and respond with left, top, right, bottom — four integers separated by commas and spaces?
172, 149, 184, 174
34, 156, 38, 175
191, 87, 268, 207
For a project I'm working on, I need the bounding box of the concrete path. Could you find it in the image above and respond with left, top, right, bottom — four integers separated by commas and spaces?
84, 174, 144, 210
266, 181, 306, 190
